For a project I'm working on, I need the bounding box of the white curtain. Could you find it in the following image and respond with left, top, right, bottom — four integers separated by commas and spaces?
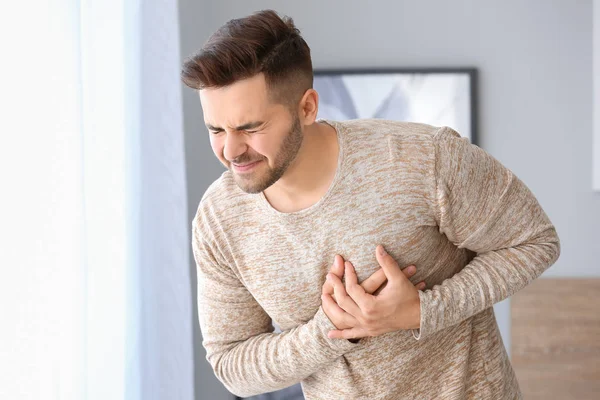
0, 1, 194, 399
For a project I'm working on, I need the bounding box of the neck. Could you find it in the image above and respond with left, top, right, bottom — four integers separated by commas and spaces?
263, 121, 339, 209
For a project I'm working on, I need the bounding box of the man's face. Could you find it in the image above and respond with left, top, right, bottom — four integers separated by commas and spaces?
199, 73, 303, 194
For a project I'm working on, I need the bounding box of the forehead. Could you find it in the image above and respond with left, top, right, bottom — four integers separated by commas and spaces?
199, 74, 274, 127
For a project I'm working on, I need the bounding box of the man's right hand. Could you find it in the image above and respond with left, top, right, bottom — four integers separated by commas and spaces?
321, 255, 426, 331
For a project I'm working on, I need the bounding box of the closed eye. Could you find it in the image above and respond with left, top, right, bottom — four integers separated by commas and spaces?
208, 129, 259, 135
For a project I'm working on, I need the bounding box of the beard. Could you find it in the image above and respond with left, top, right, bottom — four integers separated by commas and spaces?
231, 114, 303, 194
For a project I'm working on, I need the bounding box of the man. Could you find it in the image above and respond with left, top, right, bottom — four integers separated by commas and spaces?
181, 9, 560, 400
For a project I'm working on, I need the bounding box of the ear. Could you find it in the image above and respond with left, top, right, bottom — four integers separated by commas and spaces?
298, 88, 319, 125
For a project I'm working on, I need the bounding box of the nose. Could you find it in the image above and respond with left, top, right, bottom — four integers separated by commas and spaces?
222, 132, 247, 163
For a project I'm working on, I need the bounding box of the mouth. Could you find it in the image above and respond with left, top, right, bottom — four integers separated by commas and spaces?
232, 160, 261, 173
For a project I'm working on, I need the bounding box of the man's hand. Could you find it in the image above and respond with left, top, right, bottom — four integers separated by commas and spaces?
321, 245, 423, 340
321, 249, 425, 333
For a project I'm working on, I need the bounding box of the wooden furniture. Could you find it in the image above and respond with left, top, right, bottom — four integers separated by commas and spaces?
511, 278, 600, 399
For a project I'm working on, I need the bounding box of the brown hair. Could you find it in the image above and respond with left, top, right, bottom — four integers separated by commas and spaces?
180, 9, 313, 109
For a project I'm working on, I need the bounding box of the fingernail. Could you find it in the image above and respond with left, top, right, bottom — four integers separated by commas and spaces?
378, 246, 387, 256
407, 266, 415, 273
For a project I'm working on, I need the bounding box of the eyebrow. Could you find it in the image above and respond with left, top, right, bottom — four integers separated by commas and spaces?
205, 121, 265, 131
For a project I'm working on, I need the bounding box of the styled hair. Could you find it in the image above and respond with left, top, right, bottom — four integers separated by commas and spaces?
180, 9, 313, 108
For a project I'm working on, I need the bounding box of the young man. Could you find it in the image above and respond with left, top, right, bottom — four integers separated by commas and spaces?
181, 9, 560, 400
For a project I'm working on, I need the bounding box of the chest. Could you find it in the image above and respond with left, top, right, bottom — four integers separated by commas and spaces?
227, 187, 442, 331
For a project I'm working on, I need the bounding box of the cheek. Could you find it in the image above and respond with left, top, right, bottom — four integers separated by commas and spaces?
209, 137, 225, 162
253, 137, 279, 160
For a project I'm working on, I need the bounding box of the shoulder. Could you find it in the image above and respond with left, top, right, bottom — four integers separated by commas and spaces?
332, 118, 443, 140
338, 119, 472, 155
326, 118, 460, 169
327, 118, 454, 160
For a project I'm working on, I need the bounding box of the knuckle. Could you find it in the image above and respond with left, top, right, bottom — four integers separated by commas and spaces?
331, 308, 342, 318
333, 283, 343, 294
366, 327, 378, 336
339, 292, 350, 304
346, 283, 357, 295
364, 314, 376, 324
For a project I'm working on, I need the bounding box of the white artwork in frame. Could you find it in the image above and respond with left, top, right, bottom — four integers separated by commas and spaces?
313, 68, 478, 145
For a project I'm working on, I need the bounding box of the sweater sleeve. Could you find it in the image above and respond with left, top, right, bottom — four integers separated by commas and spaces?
412, 126, 561, 341
192, 220, 360, 397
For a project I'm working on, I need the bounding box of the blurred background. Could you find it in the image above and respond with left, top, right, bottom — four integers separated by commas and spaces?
1, 1, 598, 399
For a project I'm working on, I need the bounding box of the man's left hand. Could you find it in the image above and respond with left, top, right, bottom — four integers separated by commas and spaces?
322, 244, 421, 340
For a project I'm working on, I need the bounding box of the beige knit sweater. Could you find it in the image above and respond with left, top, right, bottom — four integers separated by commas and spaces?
192, 118, 560, 399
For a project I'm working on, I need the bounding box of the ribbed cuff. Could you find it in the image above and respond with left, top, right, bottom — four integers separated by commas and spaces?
412, 290, 426, 341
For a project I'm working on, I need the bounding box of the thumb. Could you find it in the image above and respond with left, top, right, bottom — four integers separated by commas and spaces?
375, 245, 403, 281
323, 255, 344, 295
332, 254, 345, 277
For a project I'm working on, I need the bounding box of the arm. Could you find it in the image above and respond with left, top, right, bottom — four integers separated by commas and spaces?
413, 126, 561, 340
192, 221, 359, 397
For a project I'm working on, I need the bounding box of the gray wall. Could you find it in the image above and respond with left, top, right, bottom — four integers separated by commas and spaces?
178, 1, 596, 398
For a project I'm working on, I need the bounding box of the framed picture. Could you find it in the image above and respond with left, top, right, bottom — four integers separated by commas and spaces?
313, 68, 478, 145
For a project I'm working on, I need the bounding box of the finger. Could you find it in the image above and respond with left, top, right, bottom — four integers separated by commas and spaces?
328, 327, 364, 340
372, 280, 388, 296
344, 261, 375, 311
323, 255, 345, 296
402, 265, 416, 278
328, 272, 362, 316
416, 281, 426, 290
344, 261, 360, 289
360, 268, 387, 294
375, 245, 405, 281
363, 265, 416, 294
321, 293, 357, 327
322, 272, 333, 295
331, 254, 345, 278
